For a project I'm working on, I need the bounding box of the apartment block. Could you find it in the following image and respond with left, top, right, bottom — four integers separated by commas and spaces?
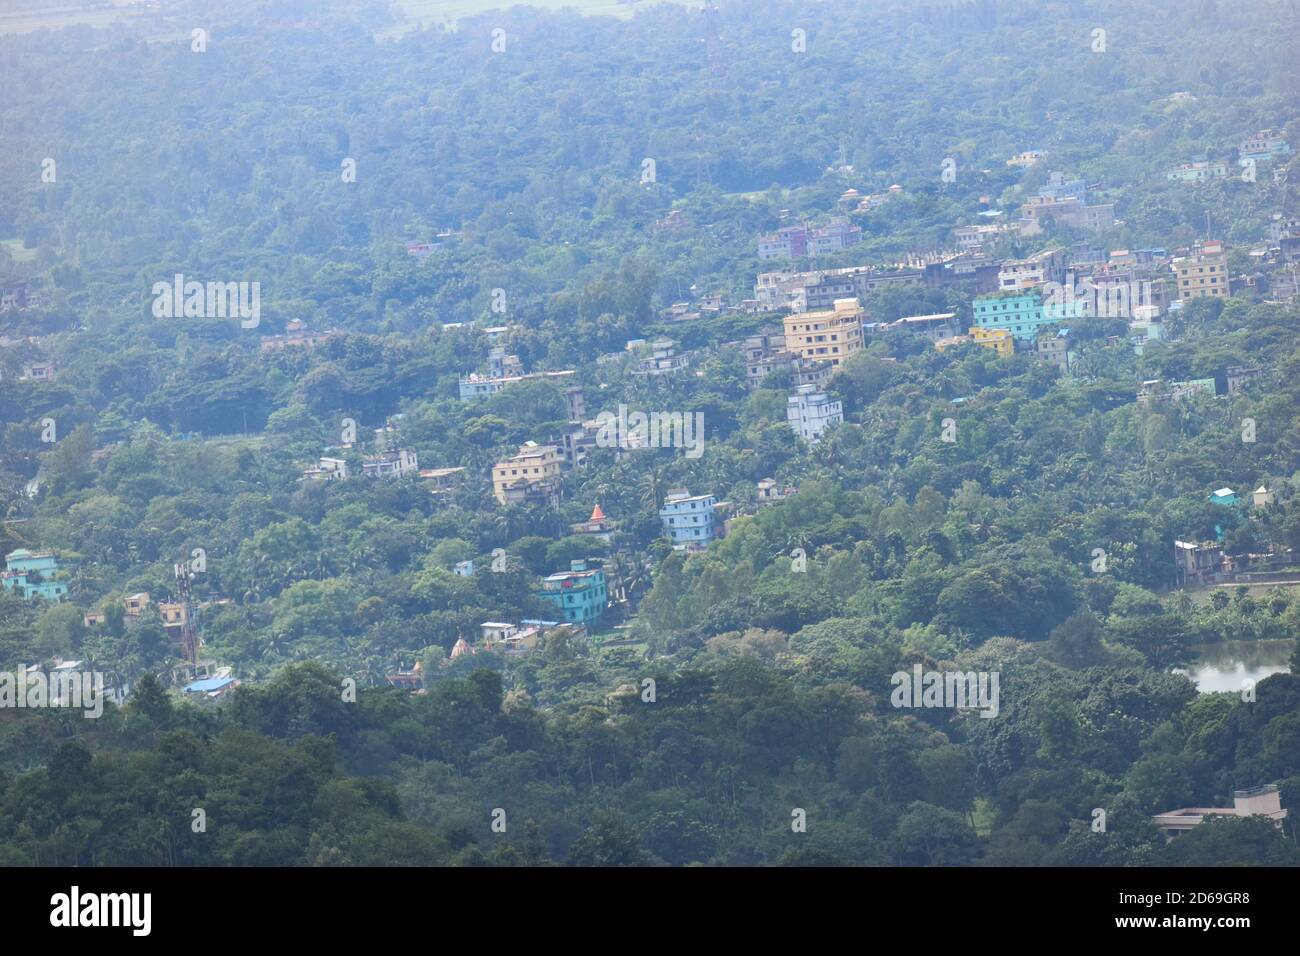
492, 441, 562, 506
362, 448, 419, 479
1238, 129, 1292, 163
997, 248, 1067, 291
972, 291, 1054, 343
659, 490, 718, 550
535, 560, 608, 626
1172, 240, 1231, 300
782, 297, 865, 367
1167, 161, 1228, 182
787, 384, 844, 444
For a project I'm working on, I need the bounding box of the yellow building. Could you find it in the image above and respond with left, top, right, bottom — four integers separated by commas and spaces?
969, 326, 1014, 357
491, 441, 562, 505
1172, 240, 1230, 301
782, 297, 865, 367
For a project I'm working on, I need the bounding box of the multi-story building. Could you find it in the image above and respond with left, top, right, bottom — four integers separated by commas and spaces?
1019, 197, 1115, 233
954, 222, 1019, 250
969, 326, 1015, 357
1007, 149, 1047, 168
632, 338, 692, 376
1037, 172, 1087, 203
1238, 130, 1292, 163
1167, 161, 1228, 182
757, 224, 809, 260
972, 291, 1053, 343
757, 218, 862, 260
491, 441, 562, 506
923, 254, 1002, 293
1174, 540, 1224, 587
754, 265, 924, 313
997, 248, 1068, 291
1034, 330, 1071, 371
1172, 240, 1231, 300
535, 560, 608, 626
886, 312, 960, 342
659, 490, 718, 551
1226, 366, 1264, 395
1073, 263, 1171, 316
782, 298, 865, 367
806, 266, 922, 310
302, 456, 349, 481
362, 448, 419, 479
806, 218, 863, 256
19, 361, 57, 383
787, 384, 843, 444
1, 549, 68, 602
756, 478, 795, 505
1152, 784, 1288, 840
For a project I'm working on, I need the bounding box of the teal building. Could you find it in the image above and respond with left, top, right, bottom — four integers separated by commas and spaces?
973, 291, 1084, 343
535, 560, 607, 626
2, 549, 69, 602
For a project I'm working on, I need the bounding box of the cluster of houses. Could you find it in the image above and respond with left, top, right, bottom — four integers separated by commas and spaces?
384, 617, 589, 688
1017, 171, 1116, 236
0, 281, 46, 312
744, 233, 1273, 380
1167, 129, 1292, 184
755, 189, 915, 262
1173, 485, 1291, 587
756, 216, 864, 260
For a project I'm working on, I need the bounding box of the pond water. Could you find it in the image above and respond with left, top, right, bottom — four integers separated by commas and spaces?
1175, 640, 1295, 693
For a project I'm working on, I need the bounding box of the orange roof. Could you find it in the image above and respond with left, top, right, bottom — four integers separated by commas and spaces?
590, 504, 606, 522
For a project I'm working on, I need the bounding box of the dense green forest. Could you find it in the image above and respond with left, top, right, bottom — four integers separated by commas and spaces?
1, 0, 1298, 865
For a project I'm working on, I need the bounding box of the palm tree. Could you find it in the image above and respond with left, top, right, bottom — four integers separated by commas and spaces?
639, 465, 668, 514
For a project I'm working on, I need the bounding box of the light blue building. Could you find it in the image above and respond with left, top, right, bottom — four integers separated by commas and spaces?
973, 291, 1084, 344
2, 549, 68, 602
972, 292, 1045, 343
659, 490, 717, 550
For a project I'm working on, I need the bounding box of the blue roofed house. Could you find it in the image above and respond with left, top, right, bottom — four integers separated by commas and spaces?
183, 676, 239, 698
1209, 487, 1238, 507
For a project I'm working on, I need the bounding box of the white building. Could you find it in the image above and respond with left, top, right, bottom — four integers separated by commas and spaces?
787, 384, 843, 444
362, 448, 419, 479
1152, 784, 1288, 840
301, 456, 349, 481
